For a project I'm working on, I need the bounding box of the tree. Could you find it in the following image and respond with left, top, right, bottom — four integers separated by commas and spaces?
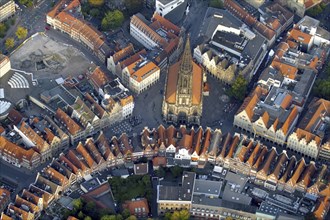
78, 210, 85, 219
228, 75, 248, 101
72, 198, 83, 211
16, 26, 28, 40
101, 215, 117, 220
90, 8, 101, 17
122, 209, 131, 219
170, 165, 183, 178
116, 214, 123, 220
101, 10, 124, 30
313, 79, 330, 100
170, 210, 190, 220
84, 216, 92, 220
225, 217, 234, 220
5, 38, 15, 49
306, 5, 323, 17
155, 166, 166, 178
124, 0, 143, 15
126, 216, 137, 220
209, 0, 224, 9
164, 212, 172, 220
88, 0, 104, 7
0, 23, 7, 38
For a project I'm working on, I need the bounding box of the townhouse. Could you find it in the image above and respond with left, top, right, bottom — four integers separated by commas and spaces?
55, 108, 84, 145
0, 136, 41, 170
130, 13, 182, 63
224, 0, 276, 47
122, 59, 160, 94
258, 2, 294, 37
0, 188, 10, 213
195, 7, 268, 82
234, 86, 300, 146
277, 0, 322, 17
287, 98, 330, 159
46, 0, 110, 63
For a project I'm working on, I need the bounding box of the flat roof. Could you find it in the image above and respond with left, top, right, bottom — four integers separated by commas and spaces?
225, 172, 247, 192
192, 194, 257, 214
193, 179, 222, 196
222, 184, 252, 205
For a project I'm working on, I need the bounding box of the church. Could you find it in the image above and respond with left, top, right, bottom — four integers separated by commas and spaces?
162, 36, 204, 126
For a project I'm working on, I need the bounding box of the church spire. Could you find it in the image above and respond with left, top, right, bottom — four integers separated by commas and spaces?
180, 35, 193, 73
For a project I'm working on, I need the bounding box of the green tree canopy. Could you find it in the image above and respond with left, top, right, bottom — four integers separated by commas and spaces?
72, 198, 84, 211
228, 75, 248, 101
18, 0, 33, 7
313, 79, 330, 100
306, 5, 323, 17
209, 0, 224, 9
170, 165, 183, 178
5, 38, 15, 49
126, 216, 137, 220
89, 8, 101, 17
84, 216, 92, 220
122, 209, 130, 219
16, 26, 28, 39
88, 0, 104, 7
101, 215, 117, 220
170, 210, 190, 220
124, 0, 143, 15
0, 23, 8, 38
101, 10, 124, 31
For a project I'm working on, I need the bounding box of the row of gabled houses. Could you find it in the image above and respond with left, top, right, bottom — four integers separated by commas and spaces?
2, 124, 330, 219
46, 0, 110, 64
234, 15, 330, 160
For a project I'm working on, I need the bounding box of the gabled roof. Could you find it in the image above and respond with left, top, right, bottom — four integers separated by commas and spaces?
226, 135, 240, 159
281, 106, 299, 135
113, 43, 135, 64
288, 158, 305, 186
84, 138, 104, 164
295, 128, 321, 146
76, 142, 96, 169
123, 198, 149, 216
270, 60, 298, 80
269, 151, 288, 181
88, 66, 109, 90
288, 28, 312, 45
19, 121, 50, 153
55, 108, 82, 135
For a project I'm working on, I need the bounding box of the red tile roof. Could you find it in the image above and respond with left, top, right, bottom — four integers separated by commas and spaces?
55, 108, 82, 135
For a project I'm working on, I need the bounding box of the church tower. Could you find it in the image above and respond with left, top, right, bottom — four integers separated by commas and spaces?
162, 35, 204, 126
176, 36, 194, 106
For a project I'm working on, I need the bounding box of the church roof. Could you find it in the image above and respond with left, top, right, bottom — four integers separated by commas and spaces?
165, 37, 203, 105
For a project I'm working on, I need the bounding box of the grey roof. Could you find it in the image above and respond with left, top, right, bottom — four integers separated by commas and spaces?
158, 185, 181, 201
193, 179, 222, 197
208, 129, 222, 154
158, 171, 195, 201
201, 7, 243, 40
80, 177, 101, 192
0, 0, 12, 6
225, 172, 247, 192
158, 0, 176, 4
293, 69, 316, 98
134, 163, 149, 175
192, 194, 257, 214
257, 201, 285, 217
222, 184, 252, 205
111, 168, 129, 177
163, 0, 188, 24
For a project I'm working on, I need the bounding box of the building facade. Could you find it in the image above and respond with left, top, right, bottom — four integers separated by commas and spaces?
162, 37, 204, 126
0, 0, 15, 23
